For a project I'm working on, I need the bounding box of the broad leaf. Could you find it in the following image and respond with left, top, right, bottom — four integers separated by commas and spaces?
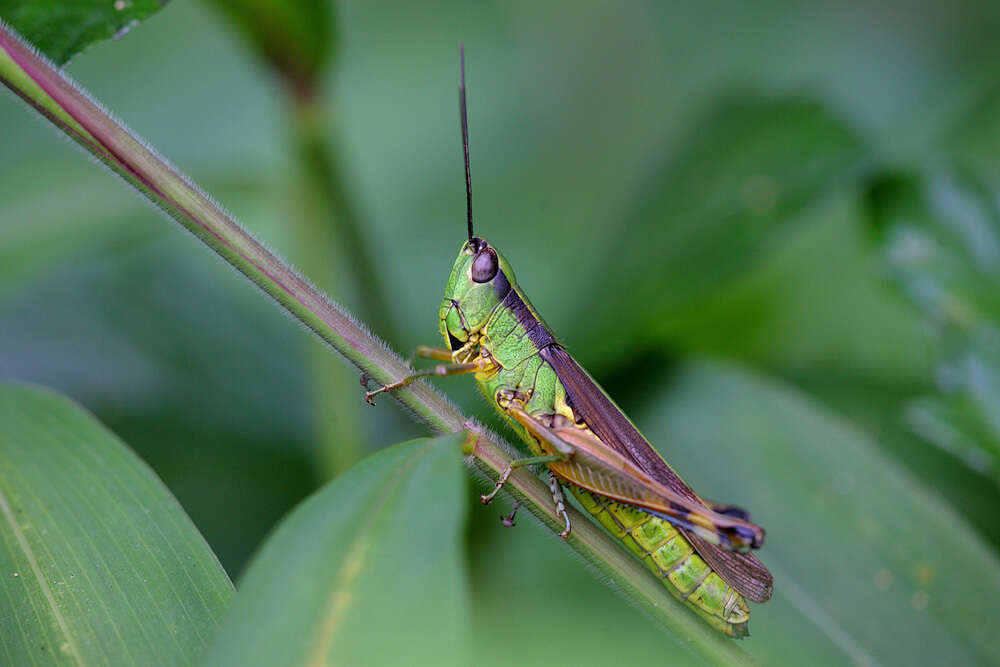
203, 435, 469, 667
642, 362, 1000, 664
0, 0, 168, 65
0, 383, 233, 665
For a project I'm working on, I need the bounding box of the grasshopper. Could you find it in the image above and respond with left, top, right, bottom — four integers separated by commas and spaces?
364, 48, 772, 637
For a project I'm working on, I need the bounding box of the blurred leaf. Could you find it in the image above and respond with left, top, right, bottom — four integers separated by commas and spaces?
201, 0, 333, 93
0, 0, 167, 65
580, 97, 869, 366
941, 86, 1000, 186
600, 196, 931, 384
203, 435, 469, 667
0, 234, 327, 574
0, 382, 233, 665
799, 377, 1000, 553
633, 361, 1000, 664
866, 169, 1000, 484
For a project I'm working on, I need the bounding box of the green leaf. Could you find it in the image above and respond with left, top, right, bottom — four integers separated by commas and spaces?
580, 97, 869, 366
203, 435, 470, 667
866, 169, 1000, 483
202, 0, 333, 90
0, 382, 233, 665
635, 361, 1000, 664
0, 0, 168, 66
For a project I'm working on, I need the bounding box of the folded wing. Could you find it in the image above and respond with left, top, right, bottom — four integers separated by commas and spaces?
541, 345, 773, 603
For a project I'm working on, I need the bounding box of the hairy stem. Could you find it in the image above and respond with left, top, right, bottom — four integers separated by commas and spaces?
0, 22, 753, 666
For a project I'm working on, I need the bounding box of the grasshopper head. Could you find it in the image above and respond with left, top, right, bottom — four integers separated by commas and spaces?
439, 236, 515, 352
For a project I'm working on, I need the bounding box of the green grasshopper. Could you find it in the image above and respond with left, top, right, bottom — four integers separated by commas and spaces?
364, 48, 773, 637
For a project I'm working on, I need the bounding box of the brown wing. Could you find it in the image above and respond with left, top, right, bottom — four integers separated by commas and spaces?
541, 345, 773, 603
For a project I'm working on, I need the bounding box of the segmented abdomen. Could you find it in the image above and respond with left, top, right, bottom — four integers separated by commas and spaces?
571, 487, 750, 638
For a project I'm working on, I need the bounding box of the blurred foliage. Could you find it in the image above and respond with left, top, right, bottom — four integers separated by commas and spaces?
867, 169, 1000, 484
201, 0, 333, 95
582, 97, 869, 366
2, 0, 1000, 664
0, 0, 167, 65
202, 0, 394, 478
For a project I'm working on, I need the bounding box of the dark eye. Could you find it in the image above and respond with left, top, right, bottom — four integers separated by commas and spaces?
471, 248, 499, 283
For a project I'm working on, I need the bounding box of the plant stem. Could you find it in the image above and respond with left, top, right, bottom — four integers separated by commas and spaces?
0, 22, 754, 666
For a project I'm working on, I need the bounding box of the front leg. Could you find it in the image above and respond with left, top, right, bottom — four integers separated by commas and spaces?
363, 361, 479, 404
362, 347, 497, 404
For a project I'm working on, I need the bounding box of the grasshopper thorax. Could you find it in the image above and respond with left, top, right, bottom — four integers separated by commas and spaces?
439, 236, 516, 353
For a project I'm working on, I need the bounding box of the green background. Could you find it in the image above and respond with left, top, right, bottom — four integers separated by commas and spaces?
2, 1, 1000, 664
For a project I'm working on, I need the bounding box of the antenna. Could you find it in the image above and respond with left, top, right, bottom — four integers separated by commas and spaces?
459, 44, 474, 241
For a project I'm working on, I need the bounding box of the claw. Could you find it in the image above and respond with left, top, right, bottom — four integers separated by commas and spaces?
360, 374, 379, 405
501, 503, 519, 527
557, 510, 571, 539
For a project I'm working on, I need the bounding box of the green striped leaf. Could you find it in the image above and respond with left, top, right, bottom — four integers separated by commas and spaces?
0, 383, 233, 665
203, 435, 469, 667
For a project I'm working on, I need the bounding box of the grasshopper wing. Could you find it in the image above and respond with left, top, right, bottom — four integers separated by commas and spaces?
523, 420, 766, 551
541, 345, 773, 603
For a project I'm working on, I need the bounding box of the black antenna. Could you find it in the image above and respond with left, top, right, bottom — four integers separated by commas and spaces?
459, 44, 474, 241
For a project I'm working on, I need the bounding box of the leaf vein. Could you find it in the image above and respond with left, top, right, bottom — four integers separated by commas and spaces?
0, 482, 82, 666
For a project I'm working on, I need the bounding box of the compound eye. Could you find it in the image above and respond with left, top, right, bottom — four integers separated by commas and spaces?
471, 247, 499, 283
